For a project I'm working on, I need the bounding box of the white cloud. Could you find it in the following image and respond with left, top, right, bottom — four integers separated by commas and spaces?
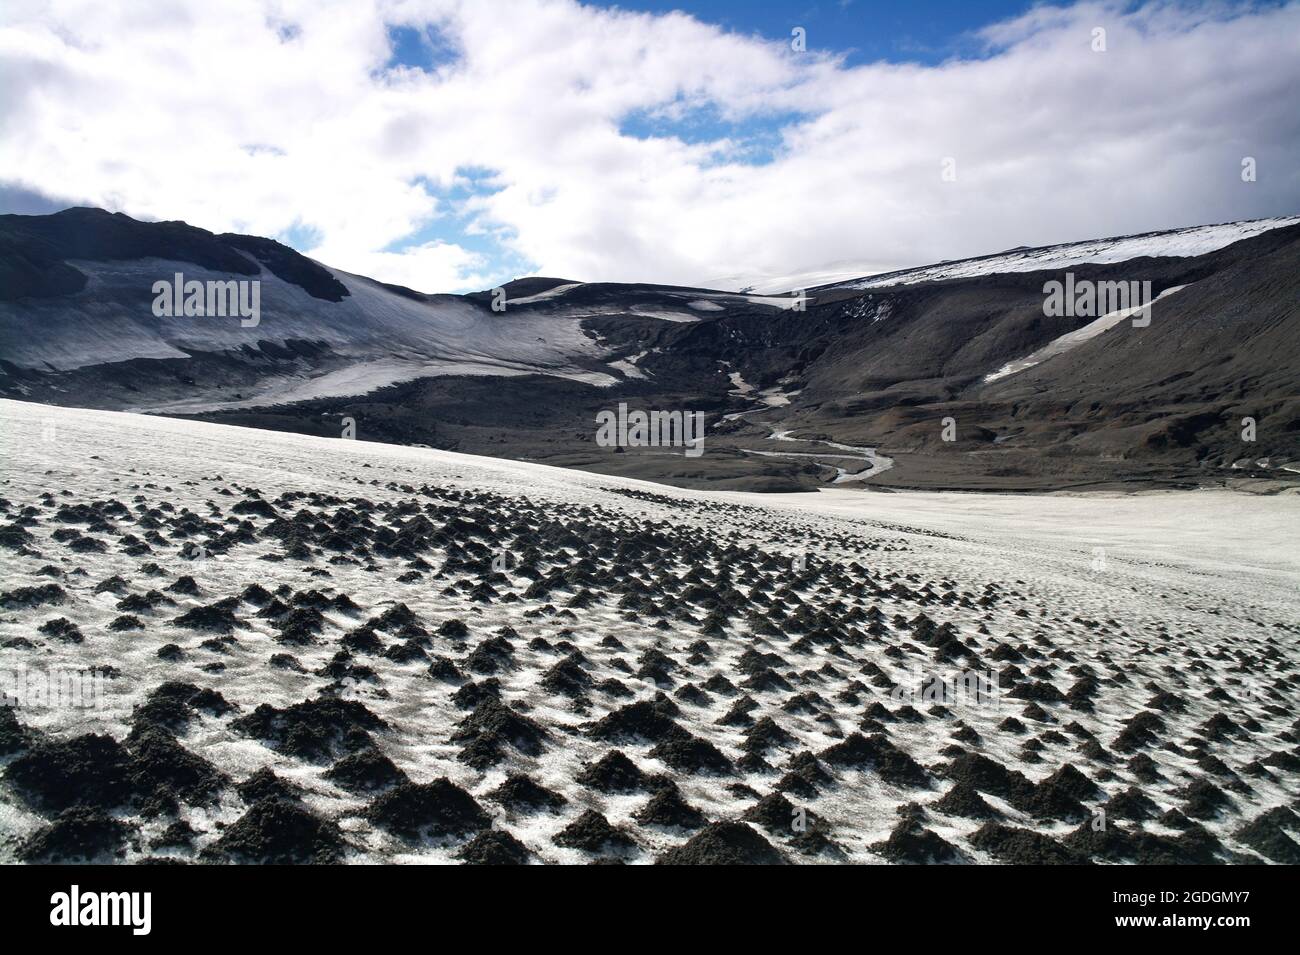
1, 0, 1296, 292
324, 239, 491, 293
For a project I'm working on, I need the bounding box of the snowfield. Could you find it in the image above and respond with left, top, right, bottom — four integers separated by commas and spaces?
826, 217, 1300, 292
1, 400, 1297, 865
695, 217, 1298, 295
0, 260, 614, 409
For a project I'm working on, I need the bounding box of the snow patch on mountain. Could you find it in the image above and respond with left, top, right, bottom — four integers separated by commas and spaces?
828, 217, 1299, 291
983, 284, 1190, 384
0, 258, 616, 407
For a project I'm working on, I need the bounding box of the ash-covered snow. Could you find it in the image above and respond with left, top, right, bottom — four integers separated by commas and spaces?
1, 400, 1296, 865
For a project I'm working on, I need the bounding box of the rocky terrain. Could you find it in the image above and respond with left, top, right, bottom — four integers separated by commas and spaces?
2, 400, 1297, 864
2, 208, 1298, 493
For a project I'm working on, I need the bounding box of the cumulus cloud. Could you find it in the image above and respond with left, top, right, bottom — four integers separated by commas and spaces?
1, 0, 1296, 291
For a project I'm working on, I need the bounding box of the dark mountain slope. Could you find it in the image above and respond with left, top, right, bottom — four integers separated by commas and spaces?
979, 231, 1300, 470
0, 207, 348, 304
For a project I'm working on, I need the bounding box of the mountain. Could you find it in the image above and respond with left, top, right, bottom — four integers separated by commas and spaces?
2, 206, 1298, 492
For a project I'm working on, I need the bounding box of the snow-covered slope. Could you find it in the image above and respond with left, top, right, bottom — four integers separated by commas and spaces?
0, 258, 609, 380
823, 216, 1300, 291
2, 399, 1296, 865
709, 264, 893, 296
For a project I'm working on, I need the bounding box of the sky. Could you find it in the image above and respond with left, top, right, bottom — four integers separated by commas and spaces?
1, 0, 1297, 292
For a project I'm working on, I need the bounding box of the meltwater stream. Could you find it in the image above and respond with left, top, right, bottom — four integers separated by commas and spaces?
743, 429, 894, 483
719, 373, 892, 483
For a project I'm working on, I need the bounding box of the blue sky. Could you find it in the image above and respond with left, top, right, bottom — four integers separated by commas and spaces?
387, 1, 1042, 74
596, 0, 1040, 65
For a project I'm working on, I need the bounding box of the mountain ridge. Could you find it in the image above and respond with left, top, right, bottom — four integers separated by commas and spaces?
2, 207, 1297, 493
